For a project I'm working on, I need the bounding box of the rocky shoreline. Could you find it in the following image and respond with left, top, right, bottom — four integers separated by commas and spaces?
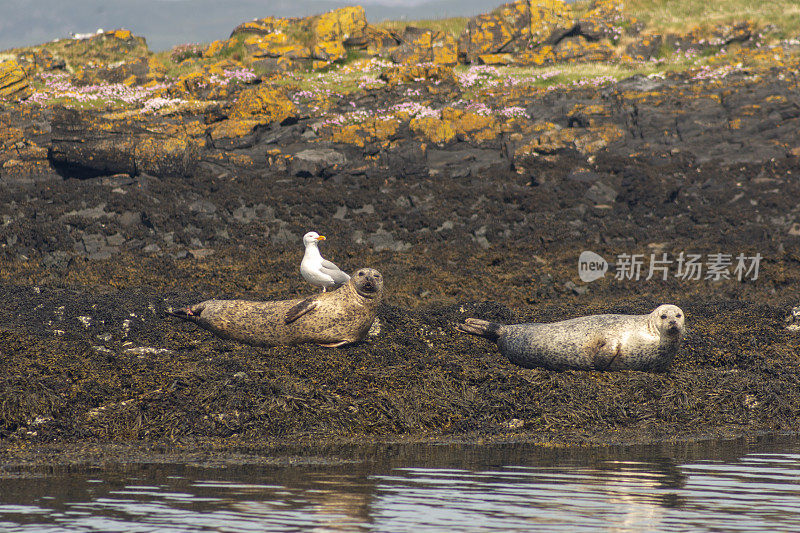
2, 1, 800, 463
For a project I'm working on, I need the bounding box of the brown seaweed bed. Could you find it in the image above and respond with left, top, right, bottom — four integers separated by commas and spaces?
3, 66, 800, 463
1, 235, 800, 463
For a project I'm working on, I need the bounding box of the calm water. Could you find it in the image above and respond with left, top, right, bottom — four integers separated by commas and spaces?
2, 437, 800, 532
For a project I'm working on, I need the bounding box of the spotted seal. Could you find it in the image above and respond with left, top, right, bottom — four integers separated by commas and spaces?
458, 304, 685, 371
169, 268, 383, 348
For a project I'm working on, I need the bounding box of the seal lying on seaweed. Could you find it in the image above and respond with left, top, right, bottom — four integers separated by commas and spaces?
458, 305, 684, 372
169, 268, 383, 348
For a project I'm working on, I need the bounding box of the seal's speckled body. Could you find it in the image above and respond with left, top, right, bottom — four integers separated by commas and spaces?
171, 268, 383, 348
459, 305, 684, 372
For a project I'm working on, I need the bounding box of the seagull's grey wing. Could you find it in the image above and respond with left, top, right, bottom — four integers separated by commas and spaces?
320, 260, 350, 284
320, 259, 341, 270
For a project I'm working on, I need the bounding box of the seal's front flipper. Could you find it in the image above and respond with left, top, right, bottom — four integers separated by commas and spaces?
457, 318, 503, 341
166, 304, 203, 323
284, 298, 319, 324
318, 340, 348, 348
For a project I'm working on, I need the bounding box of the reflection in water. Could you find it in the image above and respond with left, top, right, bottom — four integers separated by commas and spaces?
1, 437, 800, 532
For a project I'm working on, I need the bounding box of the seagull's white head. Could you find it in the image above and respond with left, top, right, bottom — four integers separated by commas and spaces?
303, 231, 326, 247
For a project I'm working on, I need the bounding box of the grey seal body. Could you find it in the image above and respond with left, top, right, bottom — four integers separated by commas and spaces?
459, 305, 684, 372
170, 268, 383, 348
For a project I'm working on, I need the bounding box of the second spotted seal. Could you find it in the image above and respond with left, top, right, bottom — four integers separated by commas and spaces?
458, 304, 685, 372
170, 268, 383, 348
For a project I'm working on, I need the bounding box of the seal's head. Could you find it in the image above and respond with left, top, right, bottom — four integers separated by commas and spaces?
351, 268, 383, 299
302, 231, 326, 247
649, 304, 684, 337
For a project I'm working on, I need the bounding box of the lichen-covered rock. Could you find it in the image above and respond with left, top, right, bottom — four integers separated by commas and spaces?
577, 0, 628, 41
13, 48, 66, 76
347, 26, 401, 54
514, 121, 624, 159
230, 84, 297, 123
410, 107, 501, 145
168, 60, 254, 100
53, 29, 150, 69
711, 21, 757, 47
244, 34, 311, 60
666, 21, 758, 54
0, 107, 53, 178
551, 37, 616, 63
459, 0, 573, 64
312, 40, 346, 62
0, 61, 32, 101
231, 16, 292, 38
625, 33, 664, 61
478, 53, 514, 65
75, 56, 167, 86
319, 117, 400, 147
390, 27, 458, 66
135, 128, 201, 177
231, 7, 366, 70
311, 6, 368, 43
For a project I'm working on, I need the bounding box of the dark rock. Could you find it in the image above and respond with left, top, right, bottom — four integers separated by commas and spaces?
49, 108, 199, 179
290, 147, 347, 178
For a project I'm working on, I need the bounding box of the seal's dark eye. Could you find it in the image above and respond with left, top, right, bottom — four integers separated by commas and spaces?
661, 315, 667, 320
375, 274, 381, 278
676, 314, 682, 318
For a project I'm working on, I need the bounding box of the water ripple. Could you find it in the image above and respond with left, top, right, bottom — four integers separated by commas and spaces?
1, 440, 800, 532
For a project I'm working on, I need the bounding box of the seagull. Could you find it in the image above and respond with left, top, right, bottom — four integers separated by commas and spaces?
300, 231, 350, 292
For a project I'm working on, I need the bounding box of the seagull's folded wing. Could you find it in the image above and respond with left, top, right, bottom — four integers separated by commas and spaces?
320, 260, 350, 284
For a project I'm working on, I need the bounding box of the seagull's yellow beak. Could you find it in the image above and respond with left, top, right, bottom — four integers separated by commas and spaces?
316, 235, 326, 241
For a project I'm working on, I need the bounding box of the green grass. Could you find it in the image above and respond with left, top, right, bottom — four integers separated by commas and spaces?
622, 0, 800, 39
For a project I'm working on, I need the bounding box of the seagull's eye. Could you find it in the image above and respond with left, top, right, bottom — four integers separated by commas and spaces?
661, 315, 667, 320
357, 272, 365, 277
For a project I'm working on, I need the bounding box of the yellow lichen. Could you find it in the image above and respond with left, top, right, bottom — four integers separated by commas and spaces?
230, 85, 297, 123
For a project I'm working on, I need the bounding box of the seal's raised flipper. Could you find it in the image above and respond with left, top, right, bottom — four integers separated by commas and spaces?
457, 318, 503, 341
284, 298, 319, 324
